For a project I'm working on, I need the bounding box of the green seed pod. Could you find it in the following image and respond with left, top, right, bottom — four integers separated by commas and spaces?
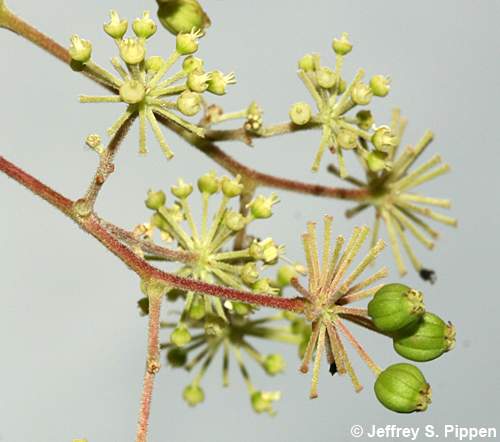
182, 55, 204, 73
197, 171, 219, 194
145, 189, 166, 210
170, 324, 192, 347
316, 66, 338, 89
393, 313, 456, 362
372, 126, 397, 153
171, 178, 193, 199
332, 32, 352, 56
167, 347, 187, 367
183, 384, 205, 406
119, 80, 146, 104
69, 35, 92, 63
176, 90, 202, 116
157, 0, 211, 36
370, 74, 391, 97
263, 354, 285, 375
368, 283, 425, 332
119, 38, 145, 64
374, 363, 432, 413
289, 102, 312, 126
351, 82, 373, 105
132, 11, 157, 39
103, 10, 128, 40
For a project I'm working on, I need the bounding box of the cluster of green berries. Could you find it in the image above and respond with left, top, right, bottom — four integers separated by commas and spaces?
289, 33, 394, 177
368, 283, 455, 412
69, 10, 236, 158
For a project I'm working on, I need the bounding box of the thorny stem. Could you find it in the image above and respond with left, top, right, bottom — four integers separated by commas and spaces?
0, 12, 370, 203
0, 155, 306, 313
136, 292, 163, 442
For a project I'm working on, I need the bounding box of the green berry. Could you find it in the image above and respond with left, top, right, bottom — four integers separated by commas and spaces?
393, 313, 456, 362
176, 90, 202, 116
145, 190, 166, 210
183, 384, 205, 406
103, 10, 128, 39
374, 363, 432, 413
157, 0, 210, 36
69, 35, 92, 63
332, 32, 352, 55
170, 324, 192, 347
132, 11, 157, 39
167, 347, 187, 367
370, 75, 391, 97
368, 283, 425, 332
289, 102, 312, 126
263, 354, 285, 375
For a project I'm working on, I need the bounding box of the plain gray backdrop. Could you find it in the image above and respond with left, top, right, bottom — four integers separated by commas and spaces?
1, 1, 499, 441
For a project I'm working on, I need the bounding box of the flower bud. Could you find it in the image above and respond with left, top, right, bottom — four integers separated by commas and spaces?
103, 10, 128, 39
171, 178, 193, 199
183, 384, 205, 406
356, 110, 374, 130
263, 354, 285, 375
150, 212, 169, 231
176, 90, 202, 116
207, 71, 236, 95
119, 38, 145, 64
368, 284, 425, 333
182, 55, 204, 73
170, 324, 192, 346
197, 171, 219, 194
289, 102, 312, 126
351, 82, 373, 105
188, 296, 206, 320
298, 53, 317, 72
167, 347, 187, 367
245, 101, 264, 132
338, 78, 347, 94
337, 129, 358, 149
370, 75, 391, 97
224, 211, 246, 231
393, 313, 456, 362
332, 32, 352, 56
374, 363, 432, 413
176, 29, 202, 55
221, 175, 243, 198
145, 189, 166, 210
119, 79, 146, 104
157, 0, 211, 36
85, 134, 104, 154
316, 66, 337, 89
187, 70, 211, 93
251, 391, 281, 415
69, 35, 92, 63
372, 126, 397, 153
145, 56, 164, 73
248, 194, 280, 219
241, 262, 259, 286
133, 11, 157, 39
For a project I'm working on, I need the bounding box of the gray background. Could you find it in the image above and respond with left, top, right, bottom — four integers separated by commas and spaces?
1, 1, 499, 441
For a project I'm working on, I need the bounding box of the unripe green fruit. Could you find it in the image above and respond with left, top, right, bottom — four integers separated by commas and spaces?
197, 171, 219, 194
176, 32, 199, 55
132, 11, 157, 39
370, 74, 391, 97
221, 176, 243, 198
366, 151, 388, 172
182, 56, 204, 73
332, 32, 352, 56
103, 11, 128, 39
170, 324, 192, 346
263, 354, 285, 375
393, 313, 456, 362
183, 384, 205, 406
368, 283, 425, 332
119, 38, 146, 64
289, 102, 312, 126
145, 189, 166, 210
188, 296, 206, 320
171, 179, 193, 199
167, 347, 187, 367
374, 363, 431, 413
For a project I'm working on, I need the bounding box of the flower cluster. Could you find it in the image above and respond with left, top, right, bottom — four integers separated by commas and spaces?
290, 217, 455, 412
69, 10, 235, 158
334, 109, 457, 278
162, 310, 302, 415
290, 33, 392, 177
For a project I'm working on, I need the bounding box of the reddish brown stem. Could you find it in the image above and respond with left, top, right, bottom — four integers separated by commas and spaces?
0, 155, 305, 313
